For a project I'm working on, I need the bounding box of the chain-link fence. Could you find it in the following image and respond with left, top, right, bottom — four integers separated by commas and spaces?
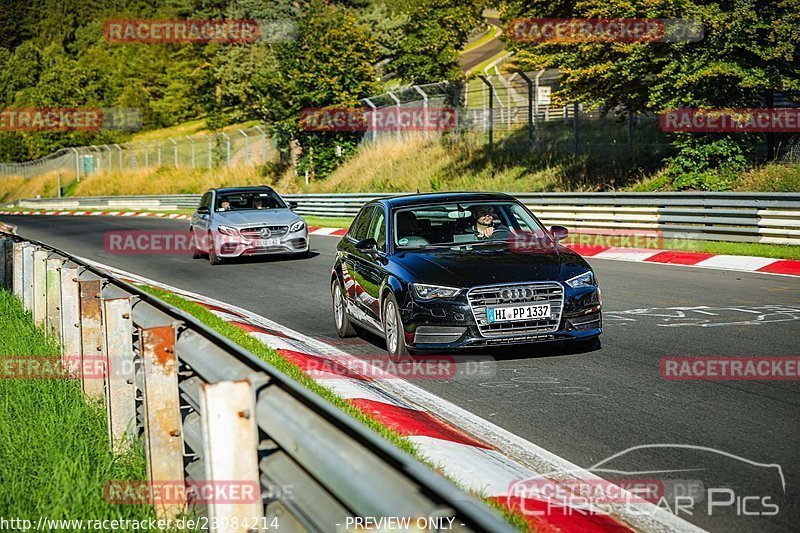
0, 125, 279, 181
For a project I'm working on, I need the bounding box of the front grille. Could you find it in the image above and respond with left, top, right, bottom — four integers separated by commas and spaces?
240, 225, 289, 239
468, 282, 564, 337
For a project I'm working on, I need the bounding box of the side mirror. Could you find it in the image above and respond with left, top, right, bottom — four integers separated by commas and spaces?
355, 238, 378, 253
550, 225, 569, 242
197, 206, 210, 215
288, 201, 299, 210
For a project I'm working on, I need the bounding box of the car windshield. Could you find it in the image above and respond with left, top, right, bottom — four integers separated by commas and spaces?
393, 201, 549, 249
215, 190, 286, 212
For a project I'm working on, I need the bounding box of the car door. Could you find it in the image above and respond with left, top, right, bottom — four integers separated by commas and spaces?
193, 192, 213, 250
340, 206, 376, 325
353, 205, 388, 325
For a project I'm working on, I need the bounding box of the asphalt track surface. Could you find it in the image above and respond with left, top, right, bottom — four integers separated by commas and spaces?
5, 214, 799, 532
460, 16, 506, 73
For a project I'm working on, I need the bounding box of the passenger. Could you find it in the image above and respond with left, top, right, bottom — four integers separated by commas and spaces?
468, 206, 509, 240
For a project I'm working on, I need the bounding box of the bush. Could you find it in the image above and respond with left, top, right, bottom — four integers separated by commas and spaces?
663, 136, 749, 191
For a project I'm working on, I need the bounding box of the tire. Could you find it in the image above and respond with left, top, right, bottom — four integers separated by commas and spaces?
382, 292, 409, 362
332, 279, 357, 337
189, 229, 204, 259
208, 232, 223, 265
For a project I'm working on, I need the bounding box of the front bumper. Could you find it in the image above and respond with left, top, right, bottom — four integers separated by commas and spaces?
399, 284, 602, 350
215, 232, 309, 257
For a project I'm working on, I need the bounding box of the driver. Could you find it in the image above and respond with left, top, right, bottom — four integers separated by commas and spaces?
253, 198, 264, 210
468, 206, 509, 240
219, 200, 231, 211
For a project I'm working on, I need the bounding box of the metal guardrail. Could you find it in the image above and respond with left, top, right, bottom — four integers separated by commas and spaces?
0, 231, 513, 533
13, 192, 800, 245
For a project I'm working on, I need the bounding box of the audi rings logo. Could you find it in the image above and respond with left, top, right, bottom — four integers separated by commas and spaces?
259, 227, 272, 238
501, 287, 534, 302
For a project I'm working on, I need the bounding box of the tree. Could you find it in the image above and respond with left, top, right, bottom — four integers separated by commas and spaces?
501, 0, 800, 188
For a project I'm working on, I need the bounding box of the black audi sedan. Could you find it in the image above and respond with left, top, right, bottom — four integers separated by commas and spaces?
330, 192, 602, 360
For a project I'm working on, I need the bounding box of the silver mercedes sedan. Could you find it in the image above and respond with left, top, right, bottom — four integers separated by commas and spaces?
189, 186, 309, 265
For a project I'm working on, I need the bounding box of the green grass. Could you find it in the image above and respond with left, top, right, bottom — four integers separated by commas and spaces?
136, 285, 529, 530
304, 215, 353, 229
0, 289, 152, 522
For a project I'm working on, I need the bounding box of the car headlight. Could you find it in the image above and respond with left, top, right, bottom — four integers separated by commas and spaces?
411, 283, 461, 300
565, 271, 596, 288
217, 225, 239, 236
290, 220, 306, 233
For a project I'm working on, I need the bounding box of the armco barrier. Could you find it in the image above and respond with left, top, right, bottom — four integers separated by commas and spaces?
0, 231, 513, 533
12, 192, 800, 245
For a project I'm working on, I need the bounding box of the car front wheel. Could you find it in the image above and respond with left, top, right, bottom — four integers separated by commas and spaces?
332, 279, 357, 337
382, 293, 409, 362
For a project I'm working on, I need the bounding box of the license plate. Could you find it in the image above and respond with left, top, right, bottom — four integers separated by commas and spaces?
253, 238, 280, 247
487, 304, 550, 323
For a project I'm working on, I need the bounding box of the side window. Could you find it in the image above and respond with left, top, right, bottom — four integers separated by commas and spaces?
368, 208, 386, 251
348, 206, 375, 241
200, 192, 211, 210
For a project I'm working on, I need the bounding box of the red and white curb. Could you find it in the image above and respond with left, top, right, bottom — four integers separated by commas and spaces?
0, 209, 190, 220
72, 256, 701, 533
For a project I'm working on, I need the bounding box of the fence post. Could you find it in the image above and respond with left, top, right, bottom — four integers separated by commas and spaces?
627, 110, 634, 148
387, 91, 401, 142
71, 148, 80, 182
207, 135, 213, 169
32, 249, 48, 325
573, 102, 580, 154
253, 126, 267, 163
102, 296, 137, 452
45, 256, 63, 341
239, 129, 249, 163
363, 99, 377, 143
115, 144, 123, 171
413, 86, 429, 140
156, 143, 162, 167
12, 242, 25, 298
170, 138, 178, 167
187, 136, 196, 168
200, 379, 264, 530
220, 132, 231, 166
478, 75, 494, 147
143, 142, 149, 170
60, 265, 82, 368
22, 244, 34, 312
79, 276, 105, 399
140, 325, 186, 520
518, 71, 534, 149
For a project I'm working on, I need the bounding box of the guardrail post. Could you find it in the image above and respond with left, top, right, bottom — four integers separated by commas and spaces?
103, 297, 137, 452
33, 249, 47, 324
0, 236, 9, 288
140, 325, 185, 519
60, 265, 82, 368
22, 244, 34, 311
45, 256, 63, 340
12, 242, 24, 297
79, 277, 105, 399
200, 379, 263, 531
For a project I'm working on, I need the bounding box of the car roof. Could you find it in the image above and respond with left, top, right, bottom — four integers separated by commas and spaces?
212, 186, 276, 194
375, 192, 516, 209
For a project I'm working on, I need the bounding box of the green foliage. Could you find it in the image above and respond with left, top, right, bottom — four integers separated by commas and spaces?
501, 0, 800, 188
664, 136, 749, 190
